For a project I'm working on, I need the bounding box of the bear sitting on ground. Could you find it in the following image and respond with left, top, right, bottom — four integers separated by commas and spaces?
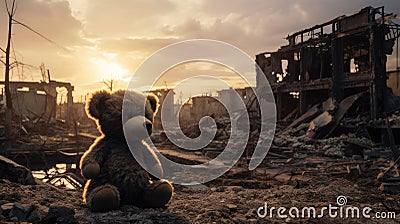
80, 90, 173, 212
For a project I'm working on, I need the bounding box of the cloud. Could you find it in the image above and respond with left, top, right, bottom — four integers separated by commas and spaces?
72, 0, 176, 38
97, 37, 179, 54
162, 0, 400, 56
0, 0, 85, 48
0, 0, 399, 100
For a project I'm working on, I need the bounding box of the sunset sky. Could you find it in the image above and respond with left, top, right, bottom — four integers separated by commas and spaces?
0, 0, 399, 103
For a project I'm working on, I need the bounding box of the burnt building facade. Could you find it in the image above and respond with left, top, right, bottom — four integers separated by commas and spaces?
256, 6, 400, 121
0, 80, 74, 122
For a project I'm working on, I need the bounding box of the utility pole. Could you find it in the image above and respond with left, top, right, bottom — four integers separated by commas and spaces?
4, 0, 16, 138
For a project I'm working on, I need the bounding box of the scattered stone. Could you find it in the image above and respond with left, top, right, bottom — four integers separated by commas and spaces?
248, 218, 258, 223
43, 204, 77, 224
9, 216, 19, 222
324, 147, 344, 157
82, 205, 189, 224
27, 208, 47, 223
0, 155, 36, 185
1, 202, 13, 216
9, 202, 34, 221
187, 184, 209, 190
224, 203, 237, 210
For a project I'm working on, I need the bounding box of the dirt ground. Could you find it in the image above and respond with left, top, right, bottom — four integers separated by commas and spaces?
1, 119, 400, 223
170, 173, 400, 223
0, 154, 399, 223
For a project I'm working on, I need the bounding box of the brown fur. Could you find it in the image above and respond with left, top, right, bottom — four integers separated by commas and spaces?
80, 90, 172, 211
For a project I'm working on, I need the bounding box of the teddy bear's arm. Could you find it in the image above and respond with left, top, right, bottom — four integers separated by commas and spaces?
80, 140, 105, 179
135, 140, 164, 179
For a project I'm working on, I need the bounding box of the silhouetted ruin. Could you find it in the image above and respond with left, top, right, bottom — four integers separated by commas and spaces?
257, 6, 400, 118
1, 5, 400, 224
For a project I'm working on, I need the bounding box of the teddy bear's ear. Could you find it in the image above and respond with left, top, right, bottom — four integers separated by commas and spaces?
87, 90, 111, 119
147, 93, 159, 113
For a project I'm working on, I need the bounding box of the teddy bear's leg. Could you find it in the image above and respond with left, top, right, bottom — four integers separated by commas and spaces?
84, 180, 120, 212
141, 180, 173, 208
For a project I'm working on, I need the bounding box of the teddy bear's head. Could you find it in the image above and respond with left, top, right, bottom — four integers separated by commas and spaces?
87, 90, 158, 139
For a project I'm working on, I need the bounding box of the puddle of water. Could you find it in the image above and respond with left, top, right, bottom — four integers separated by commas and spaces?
32, 163, 79, 189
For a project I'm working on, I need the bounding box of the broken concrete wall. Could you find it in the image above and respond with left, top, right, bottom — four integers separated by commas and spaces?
217, 87, 259, 114
1, 81, 74, 123
217, 88, 243, 113
190, 96, 227, 122
177, 103, 192, 127
12, 89, 55, 121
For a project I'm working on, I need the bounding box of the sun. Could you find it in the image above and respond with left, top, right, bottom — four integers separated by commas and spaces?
90, 58, 129, 80
101, 63, 128, 80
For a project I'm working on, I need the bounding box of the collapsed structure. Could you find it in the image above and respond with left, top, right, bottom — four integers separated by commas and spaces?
0, 80, 93, 181
255, 6, 400, 140
0, 80, 74, 123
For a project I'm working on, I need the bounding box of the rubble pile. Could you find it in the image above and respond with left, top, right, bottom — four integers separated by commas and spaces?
180, 116, 231, 140
172, 179, 400, 223
1, 157, 399, 223
0, 178, 190, 224
0, 158, 189, 224
0, 106, 399, 223
273, 129, 348, 157
0, 119, 98, 174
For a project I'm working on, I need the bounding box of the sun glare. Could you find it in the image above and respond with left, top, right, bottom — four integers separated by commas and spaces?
90, 58, 129, 80
102, 63, 128, 80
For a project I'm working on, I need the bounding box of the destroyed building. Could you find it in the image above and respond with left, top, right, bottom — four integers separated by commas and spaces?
256, 6, 400, 140
0, 80, 94, 174
256, 6, 400, 119
172, 87, 259, 131
0, 80, 74, 123
145, 88, 175, 130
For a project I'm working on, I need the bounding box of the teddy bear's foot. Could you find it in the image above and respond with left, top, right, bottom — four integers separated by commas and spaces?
142, 180, 173, 208
87, 185, 120, 212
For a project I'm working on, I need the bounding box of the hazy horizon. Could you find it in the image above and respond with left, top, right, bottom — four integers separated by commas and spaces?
0, 0, 399, 103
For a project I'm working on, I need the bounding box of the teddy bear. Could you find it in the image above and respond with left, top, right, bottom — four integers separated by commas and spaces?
79, 90, 173, 212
